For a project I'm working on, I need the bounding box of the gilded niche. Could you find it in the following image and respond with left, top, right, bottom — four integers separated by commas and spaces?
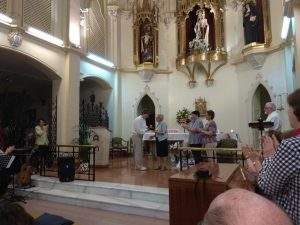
242, 0, 272, 53
176, 0, 227, 87
133, 0, 159, 67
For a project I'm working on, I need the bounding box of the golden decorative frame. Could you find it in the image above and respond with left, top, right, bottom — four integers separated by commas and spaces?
133, 1, 159, 68
195, 97, 207, 116
176, 0, 227, 86
242, 0, 272, 54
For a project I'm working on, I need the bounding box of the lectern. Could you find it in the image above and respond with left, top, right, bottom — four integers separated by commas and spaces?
169, 164, 253, 225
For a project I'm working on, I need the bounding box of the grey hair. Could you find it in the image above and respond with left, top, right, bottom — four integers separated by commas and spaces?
156, 114, 164, 120
265, 102, 276, 111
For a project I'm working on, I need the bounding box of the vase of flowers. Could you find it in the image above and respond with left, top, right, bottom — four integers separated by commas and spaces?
176, 108, 190, 124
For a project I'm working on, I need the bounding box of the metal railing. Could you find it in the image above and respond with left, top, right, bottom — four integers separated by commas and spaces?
40, 144, 97, 181
176, 147, 247, 171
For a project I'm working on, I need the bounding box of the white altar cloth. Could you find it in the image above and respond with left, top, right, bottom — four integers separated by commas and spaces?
143, 131, 189, 143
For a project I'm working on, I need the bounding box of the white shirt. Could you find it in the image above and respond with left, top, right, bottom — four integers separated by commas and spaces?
132, 115, 148, 135
265, 111, 282, 131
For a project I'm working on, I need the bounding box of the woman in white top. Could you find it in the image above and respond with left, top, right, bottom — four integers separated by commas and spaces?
154, 114, 168, 171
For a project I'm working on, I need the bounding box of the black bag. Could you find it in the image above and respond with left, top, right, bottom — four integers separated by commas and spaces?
34, 213, 74, 225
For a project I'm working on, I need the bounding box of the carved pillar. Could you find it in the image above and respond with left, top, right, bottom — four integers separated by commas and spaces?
214, 10, 223, 50
178, 19, 187, 57
107, 4, 122, 137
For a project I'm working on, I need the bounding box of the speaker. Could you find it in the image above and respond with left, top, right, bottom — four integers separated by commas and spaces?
58, 157, 75, 182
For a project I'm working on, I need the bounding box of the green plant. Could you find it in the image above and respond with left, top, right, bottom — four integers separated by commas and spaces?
78, 120, 91, 163
176, 108, 191, 124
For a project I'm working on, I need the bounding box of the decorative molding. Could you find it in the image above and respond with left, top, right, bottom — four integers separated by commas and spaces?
107, 5, 119, 21
230, 41, 292, 66
8, 30, 23, 47
132, 85, 162, 116
118, 66, 173, 74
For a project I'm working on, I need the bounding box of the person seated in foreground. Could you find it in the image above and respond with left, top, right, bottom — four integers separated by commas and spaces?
202, 188, 293, 225
244, 88, 300, 224
0, 201, 34, 225
0, 146, 15, 155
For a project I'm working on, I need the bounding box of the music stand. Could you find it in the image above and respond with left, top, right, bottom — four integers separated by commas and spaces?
248, 118, 274, 148
0, 155, 26, 203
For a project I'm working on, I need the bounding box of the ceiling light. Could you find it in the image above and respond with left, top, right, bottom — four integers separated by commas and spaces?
0, 13, 13, 25
87, 53, 115, 68
26, 26, 64, 47
281, 16, 291, 40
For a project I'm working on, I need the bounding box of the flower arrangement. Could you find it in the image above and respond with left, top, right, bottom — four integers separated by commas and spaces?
176, 108, 191, 124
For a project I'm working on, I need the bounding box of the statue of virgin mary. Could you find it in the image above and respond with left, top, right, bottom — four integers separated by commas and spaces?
189, 9, 210, 52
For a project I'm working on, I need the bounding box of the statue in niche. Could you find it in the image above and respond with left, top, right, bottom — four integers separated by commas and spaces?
140, 24, 153, 63
189, 9, 210, 52
243, 1, 260, 45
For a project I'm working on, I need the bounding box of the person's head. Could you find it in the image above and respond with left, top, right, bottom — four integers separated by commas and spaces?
190, 111, 200, 121
0, 201, 34, 225
206, 110, 215, 121
202, 189, 292, 225
287, 89, 300, 129
156, 114, 164, 122
264, 102, 276, 116
141, 110, 149, 119
37, 118, 46, 127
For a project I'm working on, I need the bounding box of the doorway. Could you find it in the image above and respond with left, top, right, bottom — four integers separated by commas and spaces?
137, 95, 155, 129
252, 84, 272, 147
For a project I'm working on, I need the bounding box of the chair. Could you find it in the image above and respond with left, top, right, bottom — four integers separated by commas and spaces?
216, 139, 238, 163
110, 137, 129, 159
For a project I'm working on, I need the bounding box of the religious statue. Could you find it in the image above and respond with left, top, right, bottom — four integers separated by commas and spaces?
189, 9, 209, 52
243, 1, 260, 45
140, 25, 153, 63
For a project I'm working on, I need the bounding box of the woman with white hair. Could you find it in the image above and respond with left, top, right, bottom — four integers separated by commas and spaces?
154, 114, 169, 171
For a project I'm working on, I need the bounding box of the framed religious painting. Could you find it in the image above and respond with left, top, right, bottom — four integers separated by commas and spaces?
195, 97, 207, 117
242, 0, 272, 51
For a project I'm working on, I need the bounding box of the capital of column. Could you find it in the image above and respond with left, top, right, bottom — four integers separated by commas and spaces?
107, 5, 119, 21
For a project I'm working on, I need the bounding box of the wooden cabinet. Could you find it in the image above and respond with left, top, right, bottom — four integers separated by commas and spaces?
169, 164, 252, 225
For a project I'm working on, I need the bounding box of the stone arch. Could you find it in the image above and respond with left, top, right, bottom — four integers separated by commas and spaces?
0, 46, 61, 80
132, 86, 161, 117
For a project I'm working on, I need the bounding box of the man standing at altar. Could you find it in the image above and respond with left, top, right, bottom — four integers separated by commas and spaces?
264, 102, 282, 132
132, 110, 149, 171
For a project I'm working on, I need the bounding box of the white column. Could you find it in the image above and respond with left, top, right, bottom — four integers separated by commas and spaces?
56, 52, 80, 144
107, 4, 122, 137
295, 3, 300, 88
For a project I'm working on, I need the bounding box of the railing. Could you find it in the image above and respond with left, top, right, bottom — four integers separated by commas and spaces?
176, 147, 247, 171
40, 144, 97, 181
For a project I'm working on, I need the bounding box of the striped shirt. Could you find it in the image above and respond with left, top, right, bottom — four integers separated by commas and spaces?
188, 118, 203, 145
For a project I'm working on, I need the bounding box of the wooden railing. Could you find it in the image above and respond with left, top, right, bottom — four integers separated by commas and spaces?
176, 147, 246, 171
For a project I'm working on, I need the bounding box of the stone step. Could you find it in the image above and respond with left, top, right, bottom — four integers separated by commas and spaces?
30, 175, 169, 204
18, 187, 169, 220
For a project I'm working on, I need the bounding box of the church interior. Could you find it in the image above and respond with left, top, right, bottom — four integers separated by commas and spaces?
0, 0, 300, 225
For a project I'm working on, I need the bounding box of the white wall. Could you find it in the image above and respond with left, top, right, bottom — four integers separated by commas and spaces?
116, 0, 294, 144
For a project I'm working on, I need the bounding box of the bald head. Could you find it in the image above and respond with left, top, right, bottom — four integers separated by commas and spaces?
202, 189, 292, 225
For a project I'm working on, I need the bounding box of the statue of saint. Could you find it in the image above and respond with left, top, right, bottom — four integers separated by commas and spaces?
189, 9, 209, 52
243, 2, 260, 45
140, 25, 153, 63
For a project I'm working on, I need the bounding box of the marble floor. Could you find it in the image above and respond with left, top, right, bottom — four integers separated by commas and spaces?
23, 199, 169, 225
